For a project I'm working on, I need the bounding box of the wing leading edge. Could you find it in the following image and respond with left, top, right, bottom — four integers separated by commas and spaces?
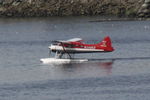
52, 38, 83, 43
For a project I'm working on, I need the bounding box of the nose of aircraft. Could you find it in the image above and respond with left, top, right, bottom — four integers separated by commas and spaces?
49, 44, 56, 50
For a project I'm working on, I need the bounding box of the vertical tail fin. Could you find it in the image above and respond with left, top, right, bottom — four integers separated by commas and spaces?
99, 36, 114, 51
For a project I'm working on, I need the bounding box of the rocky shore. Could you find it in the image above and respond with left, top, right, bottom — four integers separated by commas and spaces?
138, 0, 150, 17
0, 0, 149, 17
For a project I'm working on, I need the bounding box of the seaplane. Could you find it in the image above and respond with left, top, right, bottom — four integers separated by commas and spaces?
40, 36, 114, 64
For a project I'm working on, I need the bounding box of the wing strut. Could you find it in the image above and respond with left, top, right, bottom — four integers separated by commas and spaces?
60, 42, 72, 59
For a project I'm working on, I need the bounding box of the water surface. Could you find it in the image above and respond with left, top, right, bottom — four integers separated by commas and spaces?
0, 16, 150, 100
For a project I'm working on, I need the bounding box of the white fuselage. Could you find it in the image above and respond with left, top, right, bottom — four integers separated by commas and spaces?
49, 45, 104, 53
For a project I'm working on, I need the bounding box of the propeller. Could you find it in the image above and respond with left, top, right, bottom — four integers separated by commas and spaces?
49, 49, 51, 57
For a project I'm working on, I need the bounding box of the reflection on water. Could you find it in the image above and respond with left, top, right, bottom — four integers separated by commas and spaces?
60, 61, 113, 75
40, 60, 114, 80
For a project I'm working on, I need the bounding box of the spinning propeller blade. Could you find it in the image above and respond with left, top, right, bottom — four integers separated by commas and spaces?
49, 50, 51, 57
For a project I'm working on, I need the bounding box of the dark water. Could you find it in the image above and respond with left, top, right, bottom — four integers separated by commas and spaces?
0, 16, 150, 100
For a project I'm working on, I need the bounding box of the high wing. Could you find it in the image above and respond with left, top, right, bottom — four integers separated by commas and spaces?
51, 38, 83, 59
52, 38, 83, 43
66, 38, 83, 42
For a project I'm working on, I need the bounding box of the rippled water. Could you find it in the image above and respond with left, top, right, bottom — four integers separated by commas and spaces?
0, 16, 150, 100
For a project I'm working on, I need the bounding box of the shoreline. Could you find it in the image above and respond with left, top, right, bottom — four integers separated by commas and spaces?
89, 17, 150, 22
0, 0, 149, 18
0, 15, 149, 22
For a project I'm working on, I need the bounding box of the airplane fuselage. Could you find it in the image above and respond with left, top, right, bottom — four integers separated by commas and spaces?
49, 43, 111, 53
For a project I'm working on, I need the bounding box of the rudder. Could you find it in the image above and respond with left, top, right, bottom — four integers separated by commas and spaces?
99, 36, 114, 51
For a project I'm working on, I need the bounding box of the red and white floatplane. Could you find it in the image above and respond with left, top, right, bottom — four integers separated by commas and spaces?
40, 36, 114, 64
